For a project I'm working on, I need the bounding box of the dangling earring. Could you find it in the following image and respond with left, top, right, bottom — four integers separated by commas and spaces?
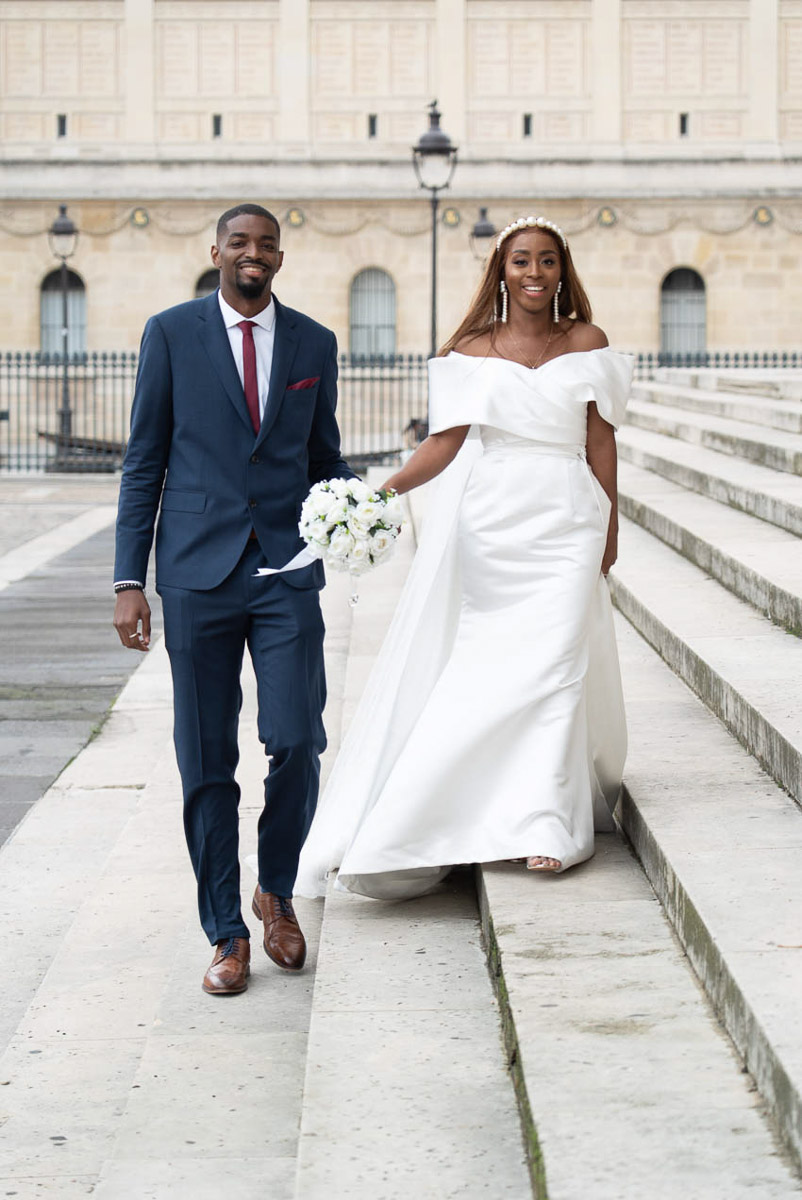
499, 280, 508, 324
553, 281, 562, 324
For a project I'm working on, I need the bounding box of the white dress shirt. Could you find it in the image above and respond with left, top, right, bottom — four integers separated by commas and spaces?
218, 289, 276, 422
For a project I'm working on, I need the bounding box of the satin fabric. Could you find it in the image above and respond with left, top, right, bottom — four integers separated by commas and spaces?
295, 348, 634, 900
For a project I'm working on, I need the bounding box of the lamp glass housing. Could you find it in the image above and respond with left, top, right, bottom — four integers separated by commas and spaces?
48, 205, 78, 261
412, 103, 458, 191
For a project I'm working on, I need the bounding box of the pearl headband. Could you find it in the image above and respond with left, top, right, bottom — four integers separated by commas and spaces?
496, 215, 567, 252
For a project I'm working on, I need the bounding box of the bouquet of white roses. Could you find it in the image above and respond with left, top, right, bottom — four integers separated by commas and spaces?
299, 478, 405, 576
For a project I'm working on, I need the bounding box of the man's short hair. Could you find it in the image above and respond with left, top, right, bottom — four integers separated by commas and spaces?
216, 204, 280, 243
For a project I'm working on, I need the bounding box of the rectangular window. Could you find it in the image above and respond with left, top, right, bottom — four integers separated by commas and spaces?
679, 112, 689, 137
368, 113, 377, 138
212, 113, 222, 138
523, 113, 532, 138
57, 114, 67, 138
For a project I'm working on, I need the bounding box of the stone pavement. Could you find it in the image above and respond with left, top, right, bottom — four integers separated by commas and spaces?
0, 476, 159, 848
0, 444, 800, 1197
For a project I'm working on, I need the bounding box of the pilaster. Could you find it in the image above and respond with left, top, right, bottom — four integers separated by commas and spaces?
591, 0, 622, 146
748, 0, 779, 144
436, 0, 466, 145
124, 0, 155, 144
278, 0, 310, 146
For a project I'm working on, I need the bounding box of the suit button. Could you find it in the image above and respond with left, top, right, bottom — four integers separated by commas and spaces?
249, 498, 257, 508
250, 454, 259, 464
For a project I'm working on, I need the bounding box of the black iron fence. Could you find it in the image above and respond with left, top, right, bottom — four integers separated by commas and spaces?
1, 349, 800, 473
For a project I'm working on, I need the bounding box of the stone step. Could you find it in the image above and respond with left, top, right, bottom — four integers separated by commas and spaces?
626, 399, 802, 475
480, 826, 801, 1196
294, 488, 532, 1198
614, 612, 802, 1177
610, 516, 802, 807
617, 461, 802, 633
294, 874, 532, 1200
662, 368, 802, 402
632, 379, 802, 433
617, 424, 802, 537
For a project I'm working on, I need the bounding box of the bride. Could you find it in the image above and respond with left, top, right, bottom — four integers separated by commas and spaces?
295, 215, 633, 901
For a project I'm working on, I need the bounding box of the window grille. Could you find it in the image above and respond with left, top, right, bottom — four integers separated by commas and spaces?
40, 269, 86, 354
660, 268, 706, 356
349, 268, 396, 358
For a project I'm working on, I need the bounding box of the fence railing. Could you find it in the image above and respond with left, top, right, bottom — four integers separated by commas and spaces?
1, 349, 800, 473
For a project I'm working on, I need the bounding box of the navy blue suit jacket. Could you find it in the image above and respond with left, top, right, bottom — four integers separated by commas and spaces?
114, 291, 354, 592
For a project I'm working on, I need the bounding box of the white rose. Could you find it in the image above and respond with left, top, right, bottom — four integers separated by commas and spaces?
346, 511, 370, 535
349, 538, 370, 565
327, 527, 355, 559
347, 479, 371, 504
328, 477, 351, 498
324, 496, 350, 524
369, 528, 396, 561
382, 495, 405, 527
310, 491, 335, 519
353, 499, 383, 529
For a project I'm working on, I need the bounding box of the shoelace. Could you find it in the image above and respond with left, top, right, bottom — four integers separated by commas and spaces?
276, 896, 294, 918
218, 937, 240, 959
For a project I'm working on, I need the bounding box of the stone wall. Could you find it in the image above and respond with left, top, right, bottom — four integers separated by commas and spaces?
0, 0, 799, 352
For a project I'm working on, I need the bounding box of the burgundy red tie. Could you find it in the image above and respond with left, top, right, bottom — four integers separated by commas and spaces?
237, 320, 261, 433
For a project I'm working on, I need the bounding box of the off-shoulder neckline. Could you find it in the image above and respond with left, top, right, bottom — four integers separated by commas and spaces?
447, 347, 614, 372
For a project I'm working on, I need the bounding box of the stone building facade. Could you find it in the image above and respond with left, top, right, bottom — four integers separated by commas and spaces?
1, 0, 801, 354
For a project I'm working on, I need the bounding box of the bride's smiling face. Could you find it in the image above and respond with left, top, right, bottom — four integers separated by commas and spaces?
503, 230, 562, 318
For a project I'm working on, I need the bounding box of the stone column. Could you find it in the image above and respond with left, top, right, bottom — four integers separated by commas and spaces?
591, 0, 622, 146
124, 0, 155, 144
436, 0, 466, 144
278, 0, 310, 146
748, 0, 779, 144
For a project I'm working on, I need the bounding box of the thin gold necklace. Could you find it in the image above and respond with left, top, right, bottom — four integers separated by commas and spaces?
505, 323, 554, 370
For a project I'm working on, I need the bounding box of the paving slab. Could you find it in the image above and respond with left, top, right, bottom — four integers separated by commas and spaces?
0, 517, 159, 848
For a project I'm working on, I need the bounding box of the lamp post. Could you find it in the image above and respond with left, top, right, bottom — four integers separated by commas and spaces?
470, 207, 497, 262
412, 101, 457, 358
47, 204, 79, 439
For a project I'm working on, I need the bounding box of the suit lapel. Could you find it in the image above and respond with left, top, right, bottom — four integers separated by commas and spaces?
256, 298, 300, 446
195, 292, 254, 435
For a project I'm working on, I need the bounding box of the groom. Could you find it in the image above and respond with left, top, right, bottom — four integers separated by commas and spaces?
113, 203, 355, 994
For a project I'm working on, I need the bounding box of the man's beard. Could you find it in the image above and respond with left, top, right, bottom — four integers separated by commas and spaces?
235, 274, 269, 300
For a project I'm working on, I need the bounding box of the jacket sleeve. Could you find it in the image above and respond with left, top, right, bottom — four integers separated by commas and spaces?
113, 316, 173, 586
307, 333, 358, 484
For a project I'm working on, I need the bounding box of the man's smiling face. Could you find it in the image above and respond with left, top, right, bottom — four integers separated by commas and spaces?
211, 213, 283, 306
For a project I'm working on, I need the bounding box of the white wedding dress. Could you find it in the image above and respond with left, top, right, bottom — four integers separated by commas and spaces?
295, 347, 634, 900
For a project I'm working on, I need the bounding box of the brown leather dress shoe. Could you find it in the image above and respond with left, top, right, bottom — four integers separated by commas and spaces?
202, 936, 250, 994
252, 887, 307, 971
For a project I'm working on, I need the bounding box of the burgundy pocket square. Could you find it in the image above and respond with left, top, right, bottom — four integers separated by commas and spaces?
287, 376, 320, 391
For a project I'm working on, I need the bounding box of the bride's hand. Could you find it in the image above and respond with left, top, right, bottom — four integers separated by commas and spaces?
601, 526, 618, 575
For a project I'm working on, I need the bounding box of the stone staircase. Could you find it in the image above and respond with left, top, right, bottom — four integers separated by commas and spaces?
2, 413, 802, 1198
609, 372, 802, 1171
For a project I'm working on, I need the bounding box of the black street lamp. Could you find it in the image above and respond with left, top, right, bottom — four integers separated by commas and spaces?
47, 204, 79, 439
412, 101, 458, 358
470, 206, 497, 262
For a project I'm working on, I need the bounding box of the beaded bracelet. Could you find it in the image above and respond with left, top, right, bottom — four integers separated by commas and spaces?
113, 582, 144, 594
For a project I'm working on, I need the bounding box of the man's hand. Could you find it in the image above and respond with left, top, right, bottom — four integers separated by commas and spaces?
113, 590, 152, 651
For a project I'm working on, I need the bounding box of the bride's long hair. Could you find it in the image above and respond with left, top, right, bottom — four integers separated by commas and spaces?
439, 225, 593, 356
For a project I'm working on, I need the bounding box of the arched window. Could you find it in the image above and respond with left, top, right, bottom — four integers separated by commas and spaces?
195, 268, 220, 298
349, 268, 396, 358
40, 269, 87, 355
660, 268, 706, 357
